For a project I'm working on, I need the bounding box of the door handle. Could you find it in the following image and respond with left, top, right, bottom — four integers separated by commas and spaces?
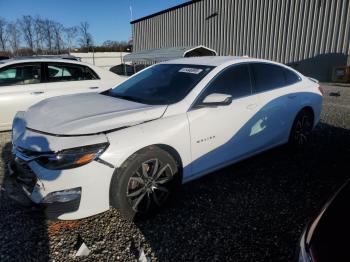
288, 94, 297, 99
89, 86, 99, 89
31, 91, 44, 95
246, 104, 258, 110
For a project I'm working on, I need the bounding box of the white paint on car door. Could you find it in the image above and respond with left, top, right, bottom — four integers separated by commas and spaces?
38, 79, 102, 98
187, 93, 260, 178
187, 64, 261, 179
248, 63, 301, 150
0, 62, 45, 130
0, 83, 49, 129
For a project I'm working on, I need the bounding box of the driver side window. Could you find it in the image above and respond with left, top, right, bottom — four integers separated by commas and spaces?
199, 64, 252, 102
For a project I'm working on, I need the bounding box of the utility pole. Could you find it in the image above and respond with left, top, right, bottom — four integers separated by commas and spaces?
129, 0, 133, 22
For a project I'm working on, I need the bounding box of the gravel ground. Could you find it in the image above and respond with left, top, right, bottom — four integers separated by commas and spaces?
0, 83, 349, 262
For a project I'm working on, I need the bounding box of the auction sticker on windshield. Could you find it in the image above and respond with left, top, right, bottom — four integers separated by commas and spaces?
179, 68, 203, 74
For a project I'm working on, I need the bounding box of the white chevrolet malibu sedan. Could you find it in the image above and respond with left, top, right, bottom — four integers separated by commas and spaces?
8, 56, 323, 220
0, 57, 125, 131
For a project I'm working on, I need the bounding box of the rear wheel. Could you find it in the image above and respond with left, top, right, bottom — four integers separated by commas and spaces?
289, 109, 314, 148
110, 146, 180, 220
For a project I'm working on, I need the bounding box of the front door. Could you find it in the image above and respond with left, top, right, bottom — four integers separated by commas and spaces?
187, 64, 260, 178
0, 62, 43, 130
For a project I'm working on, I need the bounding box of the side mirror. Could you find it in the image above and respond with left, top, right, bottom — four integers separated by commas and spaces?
201, 93, 232, 107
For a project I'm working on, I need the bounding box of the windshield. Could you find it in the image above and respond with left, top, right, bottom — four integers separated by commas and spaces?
107, 64, 214, 105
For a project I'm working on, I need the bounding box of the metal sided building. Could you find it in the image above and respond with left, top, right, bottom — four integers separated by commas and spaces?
130, 0, 350, 81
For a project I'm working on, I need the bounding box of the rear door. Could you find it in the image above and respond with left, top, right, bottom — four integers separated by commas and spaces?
0, 62, 43, 130
281, 67, 304, 132
40, 62, 102, 97
249, 62, 292, 149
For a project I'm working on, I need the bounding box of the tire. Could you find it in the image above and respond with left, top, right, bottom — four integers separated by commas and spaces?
288, 109, 314, 148
110, 146, 180, 220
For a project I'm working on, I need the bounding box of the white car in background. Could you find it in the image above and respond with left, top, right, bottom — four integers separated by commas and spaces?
8, 56, 323, 220
0, 57, 125, 131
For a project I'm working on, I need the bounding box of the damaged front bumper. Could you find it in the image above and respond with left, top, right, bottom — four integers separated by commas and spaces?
4, 142, 115, 220
5, 158, 81, 220
9, 117, 117, 220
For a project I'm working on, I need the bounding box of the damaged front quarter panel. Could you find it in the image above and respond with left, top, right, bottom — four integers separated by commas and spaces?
11, 110, 162, 173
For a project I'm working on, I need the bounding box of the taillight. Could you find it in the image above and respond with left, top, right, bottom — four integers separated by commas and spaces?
318, 86, 325, 96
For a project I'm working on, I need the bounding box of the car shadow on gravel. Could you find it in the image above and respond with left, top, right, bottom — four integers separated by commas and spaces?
134, 122, 350, 261
0, 141, 50, 262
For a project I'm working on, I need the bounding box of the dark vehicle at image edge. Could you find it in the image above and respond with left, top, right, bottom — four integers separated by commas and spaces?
298, 179, 350, 262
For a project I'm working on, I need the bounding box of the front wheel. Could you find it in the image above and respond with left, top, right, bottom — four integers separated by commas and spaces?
289, 109, 314, 148
110, 146, 180, 220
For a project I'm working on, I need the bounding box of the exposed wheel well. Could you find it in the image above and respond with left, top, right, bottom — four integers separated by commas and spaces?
125, 144, 183, 173
300, 106, 315, 125
288, 106, 316, 146
155, 144, 183, 172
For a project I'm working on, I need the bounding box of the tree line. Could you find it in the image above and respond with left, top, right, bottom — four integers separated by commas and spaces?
0, 15, 131, 57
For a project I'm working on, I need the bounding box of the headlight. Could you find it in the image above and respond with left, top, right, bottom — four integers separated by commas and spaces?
36, 143, 108, 170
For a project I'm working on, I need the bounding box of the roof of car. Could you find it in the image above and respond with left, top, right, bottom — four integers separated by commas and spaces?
161, 56, 276, 66
0, 57, 88, 67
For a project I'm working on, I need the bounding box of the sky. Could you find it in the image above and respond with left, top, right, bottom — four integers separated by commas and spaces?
0, 0, 189, 45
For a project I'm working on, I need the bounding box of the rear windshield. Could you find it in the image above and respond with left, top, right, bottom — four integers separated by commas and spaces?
107, 64, 214, 105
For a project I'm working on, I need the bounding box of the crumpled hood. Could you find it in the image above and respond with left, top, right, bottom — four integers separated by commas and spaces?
24, 93, 167, 135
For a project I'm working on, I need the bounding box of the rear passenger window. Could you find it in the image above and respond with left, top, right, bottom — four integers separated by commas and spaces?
283, 68, 301, 85
251, 63, 285, 92
201, 64, 252, 100
47, 63, 98, 82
